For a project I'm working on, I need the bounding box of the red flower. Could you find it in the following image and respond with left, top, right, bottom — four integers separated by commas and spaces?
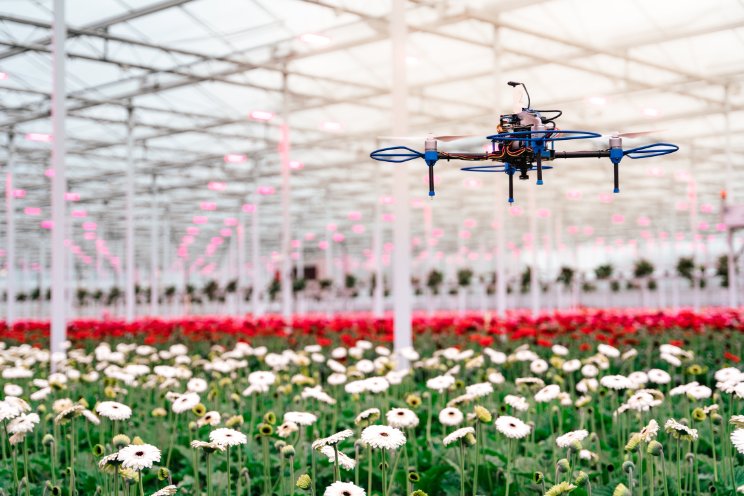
724, 351, 741, 363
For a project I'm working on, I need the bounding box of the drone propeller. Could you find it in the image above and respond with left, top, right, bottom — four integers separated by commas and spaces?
605, 129, 667, 139
377, 134, 480, 142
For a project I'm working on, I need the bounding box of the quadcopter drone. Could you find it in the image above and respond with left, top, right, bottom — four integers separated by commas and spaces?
370, 81, 679, 203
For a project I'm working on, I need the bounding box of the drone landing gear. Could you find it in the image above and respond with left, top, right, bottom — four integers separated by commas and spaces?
507, 165, 515, 203
536, 152, 544, 185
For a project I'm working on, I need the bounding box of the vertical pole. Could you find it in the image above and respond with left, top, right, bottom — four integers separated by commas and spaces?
50, 0, 67, 366
125, 104, 135, 322
671, 196, 679, 309
5, 131, 16, 324
150, 174, 159, 317
528, 186, 539, 316
492, 22, 507, 318
688, 174, 699, 311
391, 0, 412, 366
251, 192, 262, 317
724, 85, 737, 308
372, 179, 384, 317
325, 210, 334, 314
280, 71, 293, 322
237, 209, 246, 316
162, 213, 170, 315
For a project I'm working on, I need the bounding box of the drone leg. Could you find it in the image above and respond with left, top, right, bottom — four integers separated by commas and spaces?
613, 163, 620, 193
508, 172, 514, 203
428, 165, 435, 197
536, 151, 543, 185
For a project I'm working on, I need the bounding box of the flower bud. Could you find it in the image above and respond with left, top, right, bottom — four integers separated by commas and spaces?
574, 471, 588, 487
112, 434, 130, 449
625, 433, 642, 452
296, 474, 311, 490
92, 444, 105, 457
281, 445, 295, 458
474, 405, 492, 423
533, 472, 544, 484
158, 467, 170, 481
647, 440, 663, 457
613, 483, 630, 496
264, 411, 277, 425
622, 461, 635, 474
691, 408, 706, 422
556, 458, 570, 473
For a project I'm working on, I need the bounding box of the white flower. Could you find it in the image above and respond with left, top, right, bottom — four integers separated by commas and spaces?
495, 416, 531, 439
96, 401, 132, 421
386, 408, 419, 429
580, 364, 598, 378
277, 421, 299, 438
600, 375, 633, 390
732, 429, 744, 455
715, 367, 744, 383
534, 385, 561, 403
530, 359, 549, 374
647, 369, 671, 384
7, 413, 40, 434
465, 382, 493, 398
488, 372, 505, 385
660, 353, 682, 367
284, 411, 317, 426
664, 419, 698, 441
556, 429, 588, 448
438, 407, 464, 427
328, 373, 347, 386
319, 446, 356, 470
248, 371, 276, 387
150, 485, 178, 496
504, 395, 529, 412
443, 427, 475, 447
187, 378, 208, 393
670, 382, 698, 397
312, 429, 354, 449
552, 345, 569, 356
118, 444, 162, 471
355, 408, 380, 425
426, 375, 455, 392
628, 371, 648, 388
687, 385, 712, 401
209, 428, 247, 447
323, 481, 366, 496
562, 360, 581, 373
171, 392, 200, 414
356, 360, 375, 374
197, 411, 221, 427
484, 349, 507, 364
4, 384, 22, 396
364, 377, 390, 394
640, 419, 659, 442
360, 425, 406, 450
597, 344, 620, 358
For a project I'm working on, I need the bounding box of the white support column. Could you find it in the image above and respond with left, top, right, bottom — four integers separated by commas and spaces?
125, 105, 135, 322
5, 131, 16, 324
251, 193, 263, 317
237, 209, 246, 316
391, 0, 412, 365
149, 174, 159, 317
279, 72, 293, 322
492, 22, 507, 318
372, 183, 384, 317
528, 186, 539, 316
724, 85, 738, 308
50, 0, 67, 366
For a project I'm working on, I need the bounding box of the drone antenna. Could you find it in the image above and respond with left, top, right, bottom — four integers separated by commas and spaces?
507, 81, 531, 109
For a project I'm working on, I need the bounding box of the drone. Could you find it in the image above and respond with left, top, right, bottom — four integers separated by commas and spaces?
370, 81, 679, 203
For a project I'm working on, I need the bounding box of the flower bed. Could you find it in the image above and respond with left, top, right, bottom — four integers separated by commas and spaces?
0, 309, 743, 495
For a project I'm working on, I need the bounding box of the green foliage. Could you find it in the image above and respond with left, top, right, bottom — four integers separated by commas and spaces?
457, 268, 473, 287
595, 264, 614, 280
426, 269, 444, 295
557, 266, 575, 288
676, 257, 695, 286
633, 258, 654, 279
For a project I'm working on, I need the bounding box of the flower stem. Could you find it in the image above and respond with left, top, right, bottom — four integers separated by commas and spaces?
473, 424, 479, 496
459, 442, 466, 496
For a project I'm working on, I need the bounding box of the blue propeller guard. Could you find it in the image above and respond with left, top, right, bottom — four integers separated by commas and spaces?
369, 146, 423, 163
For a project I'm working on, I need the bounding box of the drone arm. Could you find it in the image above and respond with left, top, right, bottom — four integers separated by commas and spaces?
553, 150, 611, 159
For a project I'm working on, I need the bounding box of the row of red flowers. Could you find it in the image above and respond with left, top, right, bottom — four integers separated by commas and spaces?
1, 309, 742, 355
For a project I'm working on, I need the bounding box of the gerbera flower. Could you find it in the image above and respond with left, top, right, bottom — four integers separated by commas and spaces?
426, 375, 455, 393
98, 452, 122, 470
323, 481, 366, 496
209, 428, 247, 447
598, 344, 620, 358
118, 444, 162, 471
150, 485, 178, 496
504, 395, 529, 412
687, 385, 712, 401
319, 446, 356, 470
488, 372, 505, 384
600, 375, 633, 390
190, 440, 225, 453
495, 416, 531, 439
171, 392, 200, 414
187, 378, 208, 393
438, 407, 464, 427
312, 429, 354, 449
562, 360, 581, 373
443, 427, 475, 447
197, 411, 221, 427
354, 408, 380, 426
530, 359, 549, 374
639, 419, 659, 442
732, 429, 744, 455
386, 408, 419, 429
534, 385, 561, 403
730, 415, 744, 429
277, 421, 299, 438
556, 429, 588, 448
284, 411, 317, 426
647, 369, 671, 384
465, 382, 493, 398
581, 364, 599, 378
664, 419, 698, 441
7, 413, 40, 434
248, 371, 276, 387
95, 401, 132, 421
360, 425, 406, 450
